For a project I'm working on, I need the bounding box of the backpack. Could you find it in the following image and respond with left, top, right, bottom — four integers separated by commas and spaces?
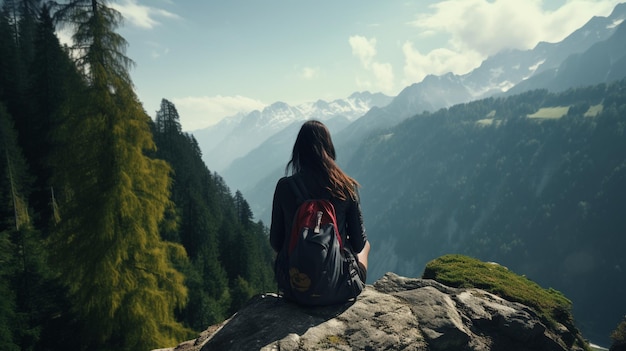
274, 176, 365, 306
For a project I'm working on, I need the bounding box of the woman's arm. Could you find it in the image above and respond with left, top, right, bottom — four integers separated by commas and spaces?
269, 178, 286, 252
346, 197, 367, 253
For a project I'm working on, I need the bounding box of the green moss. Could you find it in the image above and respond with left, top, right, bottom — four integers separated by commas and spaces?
422, 254, 589, 350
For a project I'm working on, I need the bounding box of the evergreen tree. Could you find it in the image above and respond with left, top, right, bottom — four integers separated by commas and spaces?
0, 103, 21, 351
234, 190, 254, 226
151, 99, 275, 327
25, 3, 79, 231
48, 1, 191, 349
1, 0, 41, 144
152, 99, 231, 329
1, 100, 59, 351
0, 4, 19, 105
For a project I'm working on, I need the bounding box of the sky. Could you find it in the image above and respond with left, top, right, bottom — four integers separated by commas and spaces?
94, 0, 625, 131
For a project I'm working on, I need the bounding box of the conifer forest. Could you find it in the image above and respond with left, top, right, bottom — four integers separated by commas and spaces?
4, 1, 626, 350
0, 1, 274, 350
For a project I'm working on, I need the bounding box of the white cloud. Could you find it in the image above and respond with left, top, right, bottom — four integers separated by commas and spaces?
371, 62, 394, 93
349, 35, 377, 68
145, 41, 170, 59
402, 0, 622, 84
402, 42, 482, 86
111, 0, 180, 29
56, 28, 73, 47
349, 35, 395, 94
300, 67, 319, 80
171, 95, 266, 131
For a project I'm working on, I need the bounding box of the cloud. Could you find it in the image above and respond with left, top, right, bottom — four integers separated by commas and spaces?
300, 67, 319, 80
171, 95, 266, 131
349, 35, 377, 68
402, 42, 482, 86
402, 0, 622, 84
371, 62, 394, 93
349, 35, 395, 94
56, 28, 73, 47
145, 41, 170, 59
111, 0, 180, 29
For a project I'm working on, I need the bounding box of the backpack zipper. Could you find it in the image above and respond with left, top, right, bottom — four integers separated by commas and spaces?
314, 211, 323, 234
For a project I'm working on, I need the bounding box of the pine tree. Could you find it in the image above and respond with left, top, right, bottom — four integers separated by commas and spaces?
152, 99, 231, 329
0, 103, 21, 351
1, 0, 41, 143
48, 1, 191, 349
0, 4, 19, 105
26, 3, 79, 231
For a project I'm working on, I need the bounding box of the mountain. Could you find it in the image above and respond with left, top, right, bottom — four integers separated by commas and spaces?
335, 2, 626, 162
334, 73, 473, 162
189, 111, 246, 167
467, 2, 626, 97
221, 115, 351, 198
507, 11, 626, 95
192, 91, 393, 173
346, 80, 626, 345
184, 3, 626, 345
239, 2, 626, 228
193, 101, 303, 172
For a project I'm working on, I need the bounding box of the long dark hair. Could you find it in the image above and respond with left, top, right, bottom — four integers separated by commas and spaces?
286, 120, 359, 200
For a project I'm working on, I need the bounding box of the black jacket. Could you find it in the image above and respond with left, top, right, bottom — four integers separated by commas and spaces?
269, 172, 367, 254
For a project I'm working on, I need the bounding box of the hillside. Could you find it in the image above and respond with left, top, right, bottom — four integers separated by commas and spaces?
346, 80, 626, 345
239, 2, 626, 228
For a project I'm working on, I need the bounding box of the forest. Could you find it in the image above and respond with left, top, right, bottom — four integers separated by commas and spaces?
347, 81, 626, 344
0, 1, 274, 350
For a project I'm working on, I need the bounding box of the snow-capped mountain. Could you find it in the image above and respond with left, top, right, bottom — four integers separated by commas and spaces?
335, 2, 626, 162
221, 115, 352, 200
238, 2, 626, 226
463, 3, 626, 98
192, 91, 393, 173
506, 11, 626, 95
191, 2, 626, 223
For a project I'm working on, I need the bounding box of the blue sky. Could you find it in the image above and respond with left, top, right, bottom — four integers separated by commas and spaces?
98, 0, 624, 131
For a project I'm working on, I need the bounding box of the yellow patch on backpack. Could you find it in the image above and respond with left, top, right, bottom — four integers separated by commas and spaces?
289, 267, 311, 292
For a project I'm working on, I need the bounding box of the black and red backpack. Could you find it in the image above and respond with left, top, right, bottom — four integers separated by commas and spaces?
274, 176, 365, 306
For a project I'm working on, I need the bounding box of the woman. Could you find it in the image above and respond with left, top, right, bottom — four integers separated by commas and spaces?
270, 120, 370, 303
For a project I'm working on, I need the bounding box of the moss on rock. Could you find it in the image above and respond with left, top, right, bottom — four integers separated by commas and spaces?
423, 254, 589, 350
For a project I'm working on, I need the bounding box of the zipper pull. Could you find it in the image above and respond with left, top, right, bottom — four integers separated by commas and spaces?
314, 211, 323, 233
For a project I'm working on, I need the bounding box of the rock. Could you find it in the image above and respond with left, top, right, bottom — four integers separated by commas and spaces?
158, 273, 587, 351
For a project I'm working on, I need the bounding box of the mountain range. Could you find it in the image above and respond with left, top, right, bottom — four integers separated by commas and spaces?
206, 2, 626, 224
193, 91, 393, 172
334, 2, 626, 161
186, 3, 626, 345
347, 79, 626, 346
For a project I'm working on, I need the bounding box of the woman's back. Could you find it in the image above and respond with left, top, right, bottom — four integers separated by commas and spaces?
270, 171, 366, 254
269, 120, 370, 306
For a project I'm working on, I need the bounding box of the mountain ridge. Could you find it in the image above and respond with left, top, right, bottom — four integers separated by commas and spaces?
193, 91, 393, 173
236, 1, 626, 228
346, 79, 626, 345
183, 3, 626, 343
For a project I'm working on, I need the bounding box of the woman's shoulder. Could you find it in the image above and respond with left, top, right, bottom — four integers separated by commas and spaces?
277, 174, 296, 185
276, 175, 298, 193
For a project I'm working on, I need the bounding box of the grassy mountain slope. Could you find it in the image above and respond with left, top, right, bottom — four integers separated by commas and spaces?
347, 81, 626, 345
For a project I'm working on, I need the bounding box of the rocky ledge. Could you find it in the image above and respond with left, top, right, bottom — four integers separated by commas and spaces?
156, 272, 587, 351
